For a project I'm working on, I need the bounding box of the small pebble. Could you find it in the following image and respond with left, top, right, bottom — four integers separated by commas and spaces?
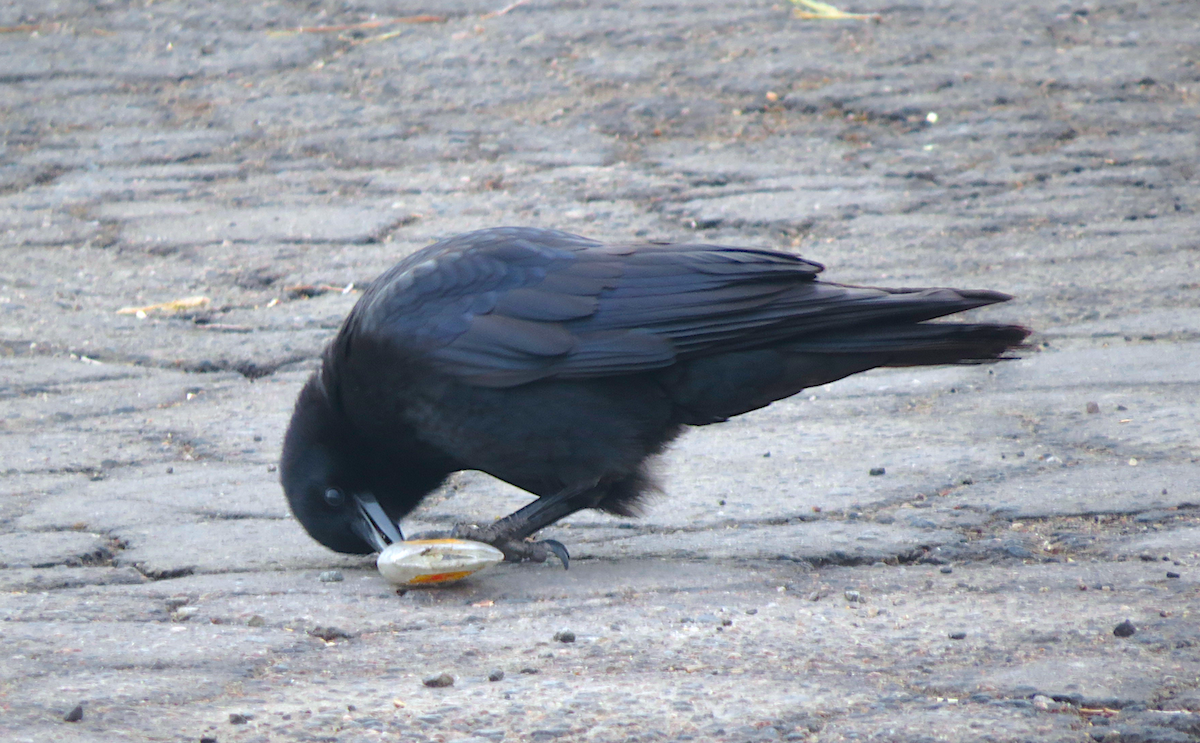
745, 608, 758, 615
318, 570, 344, 583
165, 467, 174, 474
1004, 544, 1033, 559
200, 738, 218, 743
553, 630, 576, 643
1113, 620, 1136, 638
869, 467, 886, 476
519, 667, 540, 674
940, 567, 953, 574
422, 672, 455, 688
1032, 694, 1065, 712
843, 589, 862, 603
165, 596, 190, 611
949, 631, 967, 640
64, 704, 83, 723
1086, 401, 1100, 414
246, 615, 265, 627
308, 626, 352, 641
1166, 571, 1181, 579
488, 669, 505, 682
229, 713, 250, 725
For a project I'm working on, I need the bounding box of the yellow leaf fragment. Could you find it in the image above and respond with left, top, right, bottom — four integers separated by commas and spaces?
790, 0, 876, 20
117, 296, 210, 315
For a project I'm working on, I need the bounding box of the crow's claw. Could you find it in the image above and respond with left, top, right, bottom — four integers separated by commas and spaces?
538, 539, 570, 570
501, 538, 570, 569
449, 523, 569, 569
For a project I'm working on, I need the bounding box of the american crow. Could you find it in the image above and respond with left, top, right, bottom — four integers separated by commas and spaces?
281, 227, 1028, 566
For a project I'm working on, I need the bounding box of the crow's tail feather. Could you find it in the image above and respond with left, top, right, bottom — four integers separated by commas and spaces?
793, 322, 1031, 367
665, 322, 1031, 425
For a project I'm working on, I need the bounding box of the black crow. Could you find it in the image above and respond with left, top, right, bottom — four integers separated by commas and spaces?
281, 227, 1028, 566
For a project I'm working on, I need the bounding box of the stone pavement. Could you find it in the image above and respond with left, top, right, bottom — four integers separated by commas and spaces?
2, 0, 1199, 741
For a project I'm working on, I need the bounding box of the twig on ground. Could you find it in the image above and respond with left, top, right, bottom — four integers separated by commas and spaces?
270, 15, 444, 36
284, 283, 357, 299
0, 24, 53, 33
483, 0, 533, 19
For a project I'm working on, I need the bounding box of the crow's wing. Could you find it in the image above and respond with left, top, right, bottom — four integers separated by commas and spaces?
343, 227, 1009, 387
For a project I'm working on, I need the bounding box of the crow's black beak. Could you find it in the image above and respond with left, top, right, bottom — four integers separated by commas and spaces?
352, 493, 404, 553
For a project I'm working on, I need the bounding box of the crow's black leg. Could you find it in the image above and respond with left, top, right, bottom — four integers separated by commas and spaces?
451, 481, 601, 569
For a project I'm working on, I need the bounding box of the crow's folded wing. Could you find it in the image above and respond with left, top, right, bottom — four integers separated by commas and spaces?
342, 227, 1009, 387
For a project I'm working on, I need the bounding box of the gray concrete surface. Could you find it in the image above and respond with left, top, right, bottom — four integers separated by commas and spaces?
2, 0, 1199, 741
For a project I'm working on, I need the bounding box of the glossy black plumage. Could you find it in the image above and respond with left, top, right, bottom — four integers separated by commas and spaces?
281, 227, 1029, 560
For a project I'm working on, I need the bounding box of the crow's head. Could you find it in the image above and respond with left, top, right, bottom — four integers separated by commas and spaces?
280, 374, 404, 554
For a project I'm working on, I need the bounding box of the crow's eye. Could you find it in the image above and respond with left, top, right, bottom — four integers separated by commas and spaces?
323, 488, 346, 508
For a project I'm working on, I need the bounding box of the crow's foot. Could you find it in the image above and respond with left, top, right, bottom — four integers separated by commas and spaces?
450, 523, 569, 569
